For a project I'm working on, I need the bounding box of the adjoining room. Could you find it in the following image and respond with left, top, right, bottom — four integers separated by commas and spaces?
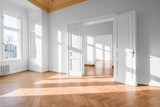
83, 20, 113, 76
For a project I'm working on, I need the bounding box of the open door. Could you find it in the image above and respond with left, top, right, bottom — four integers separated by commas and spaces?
114, 11, 137, 86
68, 23, 83, 76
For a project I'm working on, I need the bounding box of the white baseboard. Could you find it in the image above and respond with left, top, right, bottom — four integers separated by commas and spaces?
49, 66, 67, 73
7, 68, 28, 75
138, 80, 160, 87
138, 81, 150, 85
42, 66, 49, 72
149, 81, 160, 87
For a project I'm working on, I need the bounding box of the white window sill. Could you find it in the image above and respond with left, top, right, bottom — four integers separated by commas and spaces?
0, 59, 23, 63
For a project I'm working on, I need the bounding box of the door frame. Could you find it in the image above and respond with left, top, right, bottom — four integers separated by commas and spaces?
67, 11, 137, 84
80, 13, 117, 76
67, 23, 83, 76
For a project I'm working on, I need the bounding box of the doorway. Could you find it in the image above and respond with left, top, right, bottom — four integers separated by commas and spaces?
68, 11, 137, 86
82, 20, 114, 76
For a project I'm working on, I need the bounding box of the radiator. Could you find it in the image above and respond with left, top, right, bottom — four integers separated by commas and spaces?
0, 65, 10, 76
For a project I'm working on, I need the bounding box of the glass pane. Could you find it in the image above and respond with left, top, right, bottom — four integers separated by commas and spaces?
72, 34, 81, 49
96, 43, 103, 49
87, 45, 93, 63
87, 36, 94, 45
105, 51, 111, 61
4, 14, 20, 29
96, 48, 103, 60
4, 29, 19, 59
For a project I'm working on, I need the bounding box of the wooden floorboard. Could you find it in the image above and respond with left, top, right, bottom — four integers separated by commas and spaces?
0, 61, 160, 107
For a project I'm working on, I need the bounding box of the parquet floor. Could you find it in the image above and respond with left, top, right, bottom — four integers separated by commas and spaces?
0, 61, 160, 107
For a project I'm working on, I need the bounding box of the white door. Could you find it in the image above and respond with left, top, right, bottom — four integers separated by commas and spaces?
114, 11, 137, 86
68, 23, 83, 76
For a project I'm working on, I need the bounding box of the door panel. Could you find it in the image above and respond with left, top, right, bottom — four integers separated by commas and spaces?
114, 11, 137, 86
68, 23, 83, 76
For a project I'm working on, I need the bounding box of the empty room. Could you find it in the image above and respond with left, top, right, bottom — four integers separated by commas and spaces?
0, 0, 160, 107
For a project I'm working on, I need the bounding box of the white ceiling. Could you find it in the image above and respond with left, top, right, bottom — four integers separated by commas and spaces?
8, 0, 38, 10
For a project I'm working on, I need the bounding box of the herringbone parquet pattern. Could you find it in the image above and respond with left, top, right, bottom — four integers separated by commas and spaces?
0, 61, 160, 107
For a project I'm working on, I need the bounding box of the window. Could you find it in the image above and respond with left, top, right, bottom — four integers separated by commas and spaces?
87, 36, 94, 63
3, 11, 22, 60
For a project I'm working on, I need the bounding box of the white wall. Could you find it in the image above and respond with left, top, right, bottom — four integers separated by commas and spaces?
0, 0, 29, 74
28, 8, 43, 72
83, 22, 113, 36
28, 9, 49, 73
83, 22, 113, 65
48, 14, 69, 73
42, 11, 49, 72
48, 0, 160, 86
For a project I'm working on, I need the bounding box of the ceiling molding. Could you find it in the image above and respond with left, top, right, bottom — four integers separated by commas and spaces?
28, 0, 87, 13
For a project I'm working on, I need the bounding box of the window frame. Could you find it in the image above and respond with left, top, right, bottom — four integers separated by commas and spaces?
1, 10, 23, 61
86, 36, 95, 64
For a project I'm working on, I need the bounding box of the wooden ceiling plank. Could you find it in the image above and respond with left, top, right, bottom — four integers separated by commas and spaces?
28, 0, 87, 13
49, 0, 87, 13
28, 0, 49, 13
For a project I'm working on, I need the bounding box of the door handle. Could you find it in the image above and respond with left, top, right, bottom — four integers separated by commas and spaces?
130, 49, 135, 57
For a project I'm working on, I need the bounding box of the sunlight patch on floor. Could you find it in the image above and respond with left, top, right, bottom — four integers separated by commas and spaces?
0, 85, 158, 97
34, 78, 114, 84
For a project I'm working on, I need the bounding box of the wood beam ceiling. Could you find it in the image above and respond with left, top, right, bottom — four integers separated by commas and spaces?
28, 0, 87, 13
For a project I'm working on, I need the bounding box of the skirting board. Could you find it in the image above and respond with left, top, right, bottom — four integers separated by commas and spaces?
138, 81, 160, 87
85, 64, 95, 66
0, 69, 29, 76
49, 66, 67, 74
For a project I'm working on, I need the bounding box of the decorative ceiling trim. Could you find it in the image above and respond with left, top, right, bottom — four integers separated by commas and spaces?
28, 0, 87, 13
